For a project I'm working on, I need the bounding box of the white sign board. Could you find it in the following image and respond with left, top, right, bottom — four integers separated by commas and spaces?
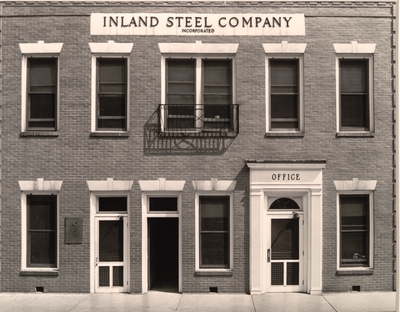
90, 13, 305, 36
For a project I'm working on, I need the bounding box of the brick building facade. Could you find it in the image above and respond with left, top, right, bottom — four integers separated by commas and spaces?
0, 0, 396, 294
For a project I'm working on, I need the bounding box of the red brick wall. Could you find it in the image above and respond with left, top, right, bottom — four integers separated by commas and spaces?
0, 1, 395, 293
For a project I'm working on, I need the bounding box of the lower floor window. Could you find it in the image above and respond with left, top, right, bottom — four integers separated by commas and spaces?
199, 196, 230, 269
339, 194, 370, 268
27, 195, 57, 268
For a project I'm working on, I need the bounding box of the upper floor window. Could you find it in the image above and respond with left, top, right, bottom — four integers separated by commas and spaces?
159, 41, 239, 136
269, 59, 300, 130
96, 58, 127, 131
263, 42, 306, 135
19, 41, 63, 133
339, 59, 371, 131
89, 41, 133, 133
27, 58, 58, 130
334, 41, 376, 135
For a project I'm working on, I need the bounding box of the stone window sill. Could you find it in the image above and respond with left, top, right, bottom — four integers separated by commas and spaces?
336, 269, 373, 276
336, 132, 374, 138
20, 131, 59, 137
265, 132, 304, 138
90, 132, 129, 138
195, 270, 233, 276
20, 270, 59, 277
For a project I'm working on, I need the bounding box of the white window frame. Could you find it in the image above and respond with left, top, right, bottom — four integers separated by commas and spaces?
19, 179, 62, 272
89, 41, 133, 133
263, 42, 306, 134
336, 191, 374, 271
21, 193, 60, 271
159, 41, 238, 133
19, 41, 63, 132
334, 41, 376, 134
195, 192, 234, 271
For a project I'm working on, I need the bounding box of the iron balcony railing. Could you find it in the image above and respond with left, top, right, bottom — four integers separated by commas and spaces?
158, 104, 239, 136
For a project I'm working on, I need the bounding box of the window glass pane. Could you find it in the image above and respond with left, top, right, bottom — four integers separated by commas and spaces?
204, 95, 232, 106
30, 232, 56, 265
99, 83, 126, 93
30, 94, 56, 119
149, 197, 178, 212
340, 59, 368, 93
204, 105, 231, 119
97, 119, 126, 129
201, 233, 229, 267
99, 220, 124, 262
99, 59, 126, 84
271, 219, 299, 260
99, 96, 126, 117
29, 58, 57, 86
28, 121, 56, 128
167, 60, 195, 106
271, 121, 299, 129
168, 82, 195, 94
28, 195, 57, 230
99, 197, 127, 212
340, 195, 368, 226
271, 59, 298, 86
200, 196, 229, 231
341, 95, 368, 128
203, 60, 232, 106
204, 60, 231, 85
271, 95, 298, 119
167, 59, 195, 82
341, 232, 368, 266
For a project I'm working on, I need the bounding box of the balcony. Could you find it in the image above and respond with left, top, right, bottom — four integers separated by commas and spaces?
158, 104, 239, 137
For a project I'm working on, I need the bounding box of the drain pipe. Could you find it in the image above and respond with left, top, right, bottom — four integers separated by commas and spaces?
396, 1, 400, 311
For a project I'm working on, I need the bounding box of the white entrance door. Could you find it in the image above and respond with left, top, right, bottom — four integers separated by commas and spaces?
266, 214, 304, 292
94, 216, 128, 293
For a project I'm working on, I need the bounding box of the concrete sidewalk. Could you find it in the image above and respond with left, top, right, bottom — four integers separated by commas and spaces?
0, 291, 396, 312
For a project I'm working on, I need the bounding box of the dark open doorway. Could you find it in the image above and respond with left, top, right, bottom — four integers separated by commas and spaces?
148, 218, 179, 292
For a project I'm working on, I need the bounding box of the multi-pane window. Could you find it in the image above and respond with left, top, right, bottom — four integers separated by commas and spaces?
164, 58, 234, 132
339, 194, 371, 268
199, 196, 230, 268
27, 58, 58, 130
27, 195, 57, 268
339, 59, 370, 131
269, 59, 300, 131
96, 58, 127, 131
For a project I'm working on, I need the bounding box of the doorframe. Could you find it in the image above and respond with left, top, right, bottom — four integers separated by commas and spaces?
265, 195, 307, 293
89, 192, 131, 293
141, 193, 182, 293
247, 162, 326, 295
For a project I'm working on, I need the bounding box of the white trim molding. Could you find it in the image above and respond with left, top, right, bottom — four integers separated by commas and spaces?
18, 178, 63, 192
139, 178, 185, 191
19, 41, 63, 54
88, 40, 133, 54
159, 40, 239, 54
263, 41, 307, 54
86, 178, 134, 191
334, 178, 377, 191
333, 41, 376, 54
192, 178, 237, 191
